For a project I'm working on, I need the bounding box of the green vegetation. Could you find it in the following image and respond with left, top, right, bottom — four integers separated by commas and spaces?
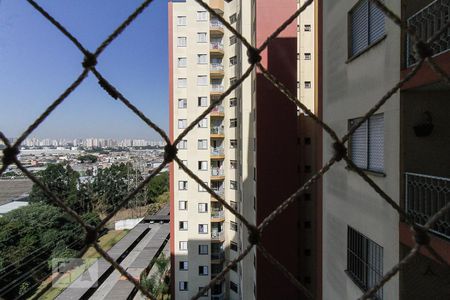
1, 163, 169, 299
77, 154, 98, 163
140, 253, 170, 299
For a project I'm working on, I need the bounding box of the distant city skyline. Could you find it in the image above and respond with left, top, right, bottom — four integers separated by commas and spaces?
0, 0, 169, 140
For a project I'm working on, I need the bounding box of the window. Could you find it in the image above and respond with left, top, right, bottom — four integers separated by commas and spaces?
304, 53, 311, 60
198, 224, 208, 234
177, 78, 187, 88
179, 261, 188, 270
197, 75, 208, 86
198, 96, 208, 107
178, 57, 187, 67
198, 118, 208, 128
177, 37, 187, 47
230, 201, 238, 210
178, 160, 187, 169
230, 35, 237, 45
198, 244, 208, 255
347, 226, 383, 299
304, 81, 311, 88
199, 266, 208, 276
197, 54, 208, 64
178, 98, 187, 108
349, 114, 384, 172
229, 56, 238, 66
179, 281, 188, 291
198, 161, 208, 171
198, 139, 208, 150
178, 119, 187, 129
230, 77, 237, 85
177, 16, 187, 26
179, 221, 188, 230
230, 160, 238, 169
230, 281, 238, 293
230, 242, 238, 251
230, 118, 238, 128
230, 180, 238, 190
198, 203, 208, 213
230, 98, 237, 107
197, 32, 207, 43
197, 10, 207, 21
230, 13, 237, 24
230, 139, 238, 149
177, 140, 187, 149
179, 241, 188, 251
178, 181, 188, 190
198, 182, 208, 192
230, 221, 238, 231
179, 201, 187, 210
304, 24, 311, 32
349, 0, 385, 57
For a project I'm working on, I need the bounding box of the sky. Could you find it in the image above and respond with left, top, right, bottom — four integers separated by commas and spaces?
0, 0, 169, 140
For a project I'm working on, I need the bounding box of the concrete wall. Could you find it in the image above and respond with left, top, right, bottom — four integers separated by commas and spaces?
322, 0, 401, 299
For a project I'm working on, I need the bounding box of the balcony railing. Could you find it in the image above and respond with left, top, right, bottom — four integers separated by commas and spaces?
211, 105, 224, 113
210, 63, 224, 72
211, 293, 225, 300
210, 42, 224, 52
211, 168, 224, 177
405, 172, 450, 239
210, 20, 224, 30
211, 187, 224, 196
211, 126, 224, 135
211, 147, 224, 156
211, 230, 224, 240
211, 250, 225, 260
406, 0, 450, 66
211, 84, 225, 93
211, 210, 225, 219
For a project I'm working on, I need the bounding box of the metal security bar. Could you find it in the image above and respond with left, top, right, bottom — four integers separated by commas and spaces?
0, 0, 449, 300
407, 0, 450, 66
406, 172, 450, 240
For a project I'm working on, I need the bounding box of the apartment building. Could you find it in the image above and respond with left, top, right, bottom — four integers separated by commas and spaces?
322, 0, 450, 299
169, 0, 317, 299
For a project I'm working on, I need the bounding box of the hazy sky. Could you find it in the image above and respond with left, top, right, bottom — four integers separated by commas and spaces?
0, 0, 168, 140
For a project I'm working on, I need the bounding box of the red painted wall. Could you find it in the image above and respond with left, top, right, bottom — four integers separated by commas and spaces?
255, 1, 301, 299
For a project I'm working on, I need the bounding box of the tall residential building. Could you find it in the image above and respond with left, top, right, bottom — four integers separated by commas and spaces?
321, 0, 450, 299
169, 0, 317, 299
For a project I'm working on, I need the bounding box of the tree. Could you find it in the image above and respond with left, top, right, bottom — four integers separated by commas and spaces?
29, 164, 79, 209
146, 172, 169, 202
0, 203, 94, 299
77, 154, 98, 163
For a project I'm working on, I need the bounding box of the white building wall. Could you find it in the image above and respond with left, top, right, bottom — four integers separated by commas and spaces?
322, 0, 401, 299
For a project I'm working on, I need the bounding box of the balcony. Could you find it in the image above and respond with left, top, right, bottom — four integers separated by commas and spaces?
211, 84, 225, 97
211, 250, 225, 261
210, 63, 224, 79
210, 42, 224, 56
210, 19, 224, 36
405, 172, 450, 239
406, 0, 450, 67
211, 209, 225, 221
211, 230, 225, 242
211, 293, 225, 300
211, 167, 225, 179
209, 0, 224, 14
211, 147, 225, 159
211, 187, 224, 201
210, 105, 225, 117
210, 126, 225, 138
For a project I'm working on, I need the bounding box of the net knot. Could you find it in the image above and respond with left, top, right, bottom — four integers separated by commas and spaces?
82, 52, 97, 69
164, 143, 178, 163
415, 41, 433, 60
248, 225, 261, 245
333, 142, 347, 161
247, 47, 262, 65
84, 226, 98, 245
413, 226, 430, 246
2, 146, 20, 167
